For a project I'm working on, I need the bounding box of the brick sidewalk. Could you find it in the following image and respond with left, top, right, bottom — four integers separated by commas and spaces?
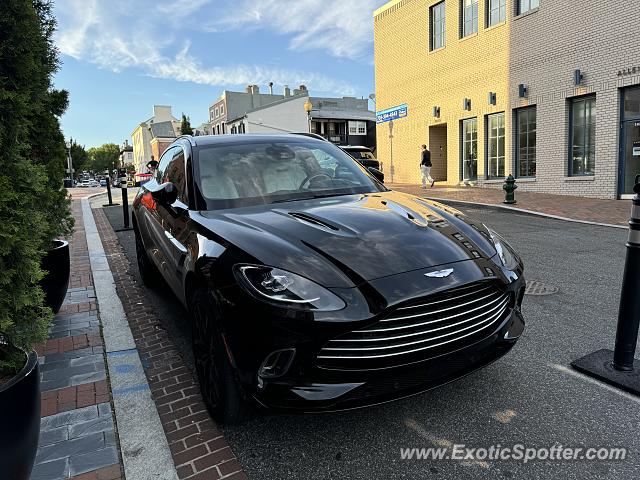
31, 200, 125, 480
389, 183, 631, 226
92, 207, 246, 480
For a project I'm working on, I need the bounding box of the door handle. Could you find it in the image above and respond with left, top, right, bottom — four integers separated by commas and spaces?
164, 231, 188, 254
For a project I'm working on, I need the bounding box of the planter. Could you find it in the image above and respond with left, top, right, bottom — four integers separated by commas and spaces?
0, 347, 41, 480
40, 239, 70, 313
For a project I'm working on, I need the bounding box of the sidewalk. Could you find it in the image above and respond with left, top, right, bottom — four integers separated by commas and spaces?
389, 183, 631, 227
32, 196, 124, 480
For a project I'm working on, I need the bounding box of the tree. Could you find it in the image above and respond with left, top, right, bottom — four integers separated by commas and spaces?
0, 0, 73, 371
180, 113, 193, 135
69, 138, 89, 175
87, 143, 120, 173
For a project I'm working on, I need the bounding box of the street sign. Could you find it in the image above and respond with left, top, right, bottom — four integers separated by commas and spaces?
376, 104, 408, 124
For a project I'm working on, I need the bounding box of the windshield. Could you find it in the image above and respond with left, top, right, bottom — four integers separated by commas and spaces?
196, 139, 385, 210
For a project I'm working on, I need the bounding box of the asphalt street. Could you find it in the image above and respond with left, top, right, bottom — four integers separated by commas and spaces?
92, 194, 639, 480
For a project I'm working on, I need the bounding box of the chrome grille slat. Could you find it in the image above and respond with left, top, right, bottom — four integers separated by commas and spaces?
396, 285, 494, 311
316, 282, 512, 369
330, 295, 509, 343
381, 290, 499, 322
322, 297, 509, 352
317, 305, 506, 360
365, 291, 505, 332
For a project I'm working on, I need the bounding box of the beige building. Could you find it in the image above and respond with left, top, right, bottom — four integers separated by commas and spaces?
374, 0, 640, 199
131, 106, 180, 173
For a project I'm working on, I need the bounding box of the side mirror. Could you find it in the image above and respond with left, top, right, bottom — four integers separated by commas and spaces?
151, 182, 178, 205
367, 167, 385, 184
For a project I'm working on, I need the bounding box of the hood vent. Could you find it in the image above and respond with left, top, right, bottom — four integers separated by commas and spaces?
288, 212, 340, 231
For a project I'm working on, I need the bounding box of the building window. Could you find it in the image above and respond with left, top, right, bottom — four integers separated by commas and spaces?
461, 0, 478, 37
220, 104, 225, 116
214, 107, 219, 118
486, 113, 505, 178
517, 0, 538, 15
516, 106, 536, 177
486, 0, 506, 26
569, 96, 596, 176
461, 117, 478, 180
430, 1, 446, 51
349, 121, 367, 136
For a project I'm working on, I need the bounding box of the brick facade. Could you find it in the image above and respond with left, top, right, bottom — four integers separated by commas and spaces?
374, 0, 640, 199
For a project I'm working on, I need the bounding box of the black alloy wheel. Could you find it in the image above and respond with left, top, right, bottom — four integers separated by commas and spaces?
191, 287, 249, 424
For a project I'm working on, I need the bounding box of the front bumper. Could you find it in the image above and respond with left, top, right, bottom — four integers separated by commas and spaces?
252, 307, 524, 412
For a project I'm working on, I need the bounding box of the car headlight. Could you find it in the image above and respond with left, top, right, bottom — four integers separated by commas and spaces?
486, 229, 522, 272
235, 265, 346, 311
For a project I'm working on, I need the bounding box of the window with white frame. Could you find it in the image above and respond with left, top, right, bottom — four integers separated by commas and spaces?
486, 112, 505, 178
486, 0, 506, 26
214, 107, 219, 118
349, 121, 367, 136
220, 104, 225, 116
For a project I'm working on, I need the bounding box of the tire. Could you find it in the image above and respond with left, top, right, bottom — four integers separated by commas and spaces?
134, 228, 159, 287
190, 287, 250, 425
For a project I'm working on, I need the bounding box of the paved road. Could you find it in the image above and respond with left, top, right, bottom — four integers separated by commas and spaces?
92, 194, 639, 480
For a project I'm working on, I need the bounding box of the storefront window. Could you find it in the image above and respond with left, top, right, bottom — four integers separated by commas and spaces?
486, 112, 505, 178
569, 96, 596, 176
461, 118, 478, 180
516, 107, 536, 177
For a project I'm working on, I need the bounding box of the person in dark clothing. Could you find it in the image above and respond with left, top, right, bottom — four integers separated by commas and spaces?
420, 145, 434, 188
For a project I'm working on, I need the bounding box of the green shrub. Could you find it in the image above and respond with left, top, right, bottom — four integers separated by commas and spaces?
0, 0, 73, 373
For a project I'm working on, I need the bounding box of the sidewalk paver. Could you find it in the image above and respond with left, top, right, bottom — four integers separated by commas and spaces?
31, 200, 125, 480
389, 183, 631, 227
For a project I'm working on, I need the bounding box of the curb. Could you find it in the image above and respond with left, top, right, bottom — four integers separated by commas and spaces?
81, 198, 179, 480
423, 196, 628, 230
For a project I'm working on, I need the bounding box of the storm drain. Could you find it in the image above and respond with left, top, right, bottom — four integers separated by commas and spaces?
525, 281, 559, 296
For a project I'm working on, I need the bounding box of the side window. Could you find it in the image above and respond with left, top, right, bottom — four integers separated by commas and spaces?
156, 146, 176, 184
164, 148, 187, 202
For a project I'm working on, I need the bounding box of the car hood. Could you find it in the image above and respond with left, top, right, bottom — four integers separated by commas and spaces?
196, 191, 498, 288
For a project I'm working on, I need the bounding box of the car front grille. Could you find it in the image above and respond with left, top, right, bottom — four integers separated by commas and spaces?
317, 282, 511, 371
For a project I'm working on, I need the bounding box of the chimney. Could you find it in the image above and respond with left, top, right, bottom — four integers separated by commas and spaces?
124, 139, 129, 148
268, 82, 274, 95
245, 85, 252, 94
284, 85, 291, 97
299, 84, 307, 91
252, 84, 260, 94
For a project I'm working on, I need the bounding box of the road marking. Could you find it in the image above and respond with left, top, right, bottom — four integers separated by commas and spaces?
549, 364, 640, 405
404, 418, 490, 469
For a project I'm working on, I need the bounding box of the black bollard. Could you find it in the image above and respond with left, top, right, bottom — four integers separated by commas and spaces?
116, 169, 133, 232
571, 175, 640, 394
103, 169, 119, 207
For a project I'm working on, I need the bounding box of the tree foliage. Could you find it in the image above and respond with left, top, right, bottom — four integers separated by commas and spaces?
69, 138, 89, 175
180, 113, 192, 135
0, 0, 73, 371
87, 143, 120, 173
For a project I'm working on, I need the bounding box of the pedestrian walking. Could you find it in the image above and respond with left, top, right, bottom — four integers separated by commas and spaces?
420, 145, 435, 188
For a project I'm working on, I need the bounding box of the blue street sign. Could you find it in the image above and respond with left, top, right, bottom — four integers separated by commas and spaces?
376, 104, 408, 124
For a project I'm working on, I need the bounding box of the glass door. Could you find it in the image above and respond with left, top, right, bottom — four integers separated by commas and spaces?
620, 87, 640, 196
461, 118, 478, 181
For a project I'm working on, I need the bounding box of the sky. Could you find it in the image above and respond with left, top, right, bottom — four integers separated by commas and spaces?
52, 0, 387, 148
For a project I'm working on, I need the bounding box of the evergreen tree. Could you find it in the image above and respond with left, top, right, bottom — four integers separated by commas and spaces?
0, 0, 73, 371
180, 113, 193, 135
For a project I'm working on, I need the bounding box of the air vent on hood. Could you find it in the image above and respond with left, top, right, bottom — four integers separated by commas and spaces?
288, 212, 340, 231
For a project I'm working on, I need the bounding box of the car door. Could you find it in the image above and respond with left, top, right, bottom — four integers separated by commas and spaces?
155, 146, 191, 297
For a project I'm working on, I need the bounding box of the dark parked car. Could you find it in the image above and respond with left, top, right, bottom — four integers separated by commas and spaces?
132, 134, 525, 424
340, 145, 380, 170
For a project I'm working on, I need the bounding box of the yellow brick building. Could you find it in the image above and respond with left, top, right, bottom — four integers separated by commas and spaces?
374, 0, 512, 186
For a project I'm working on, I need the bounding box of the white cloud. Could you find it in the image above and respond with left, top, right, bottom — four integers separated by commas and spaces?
53, 0, 358, 95
208, 0, 382, 60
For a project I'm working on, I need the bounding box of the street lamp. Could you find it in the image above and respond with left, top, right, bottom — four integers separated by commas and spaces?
303, 98, 313, 133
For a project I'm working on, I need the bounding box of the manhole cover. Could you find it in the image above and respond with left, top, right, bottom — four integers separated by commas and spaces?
525, 281, 558, 296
